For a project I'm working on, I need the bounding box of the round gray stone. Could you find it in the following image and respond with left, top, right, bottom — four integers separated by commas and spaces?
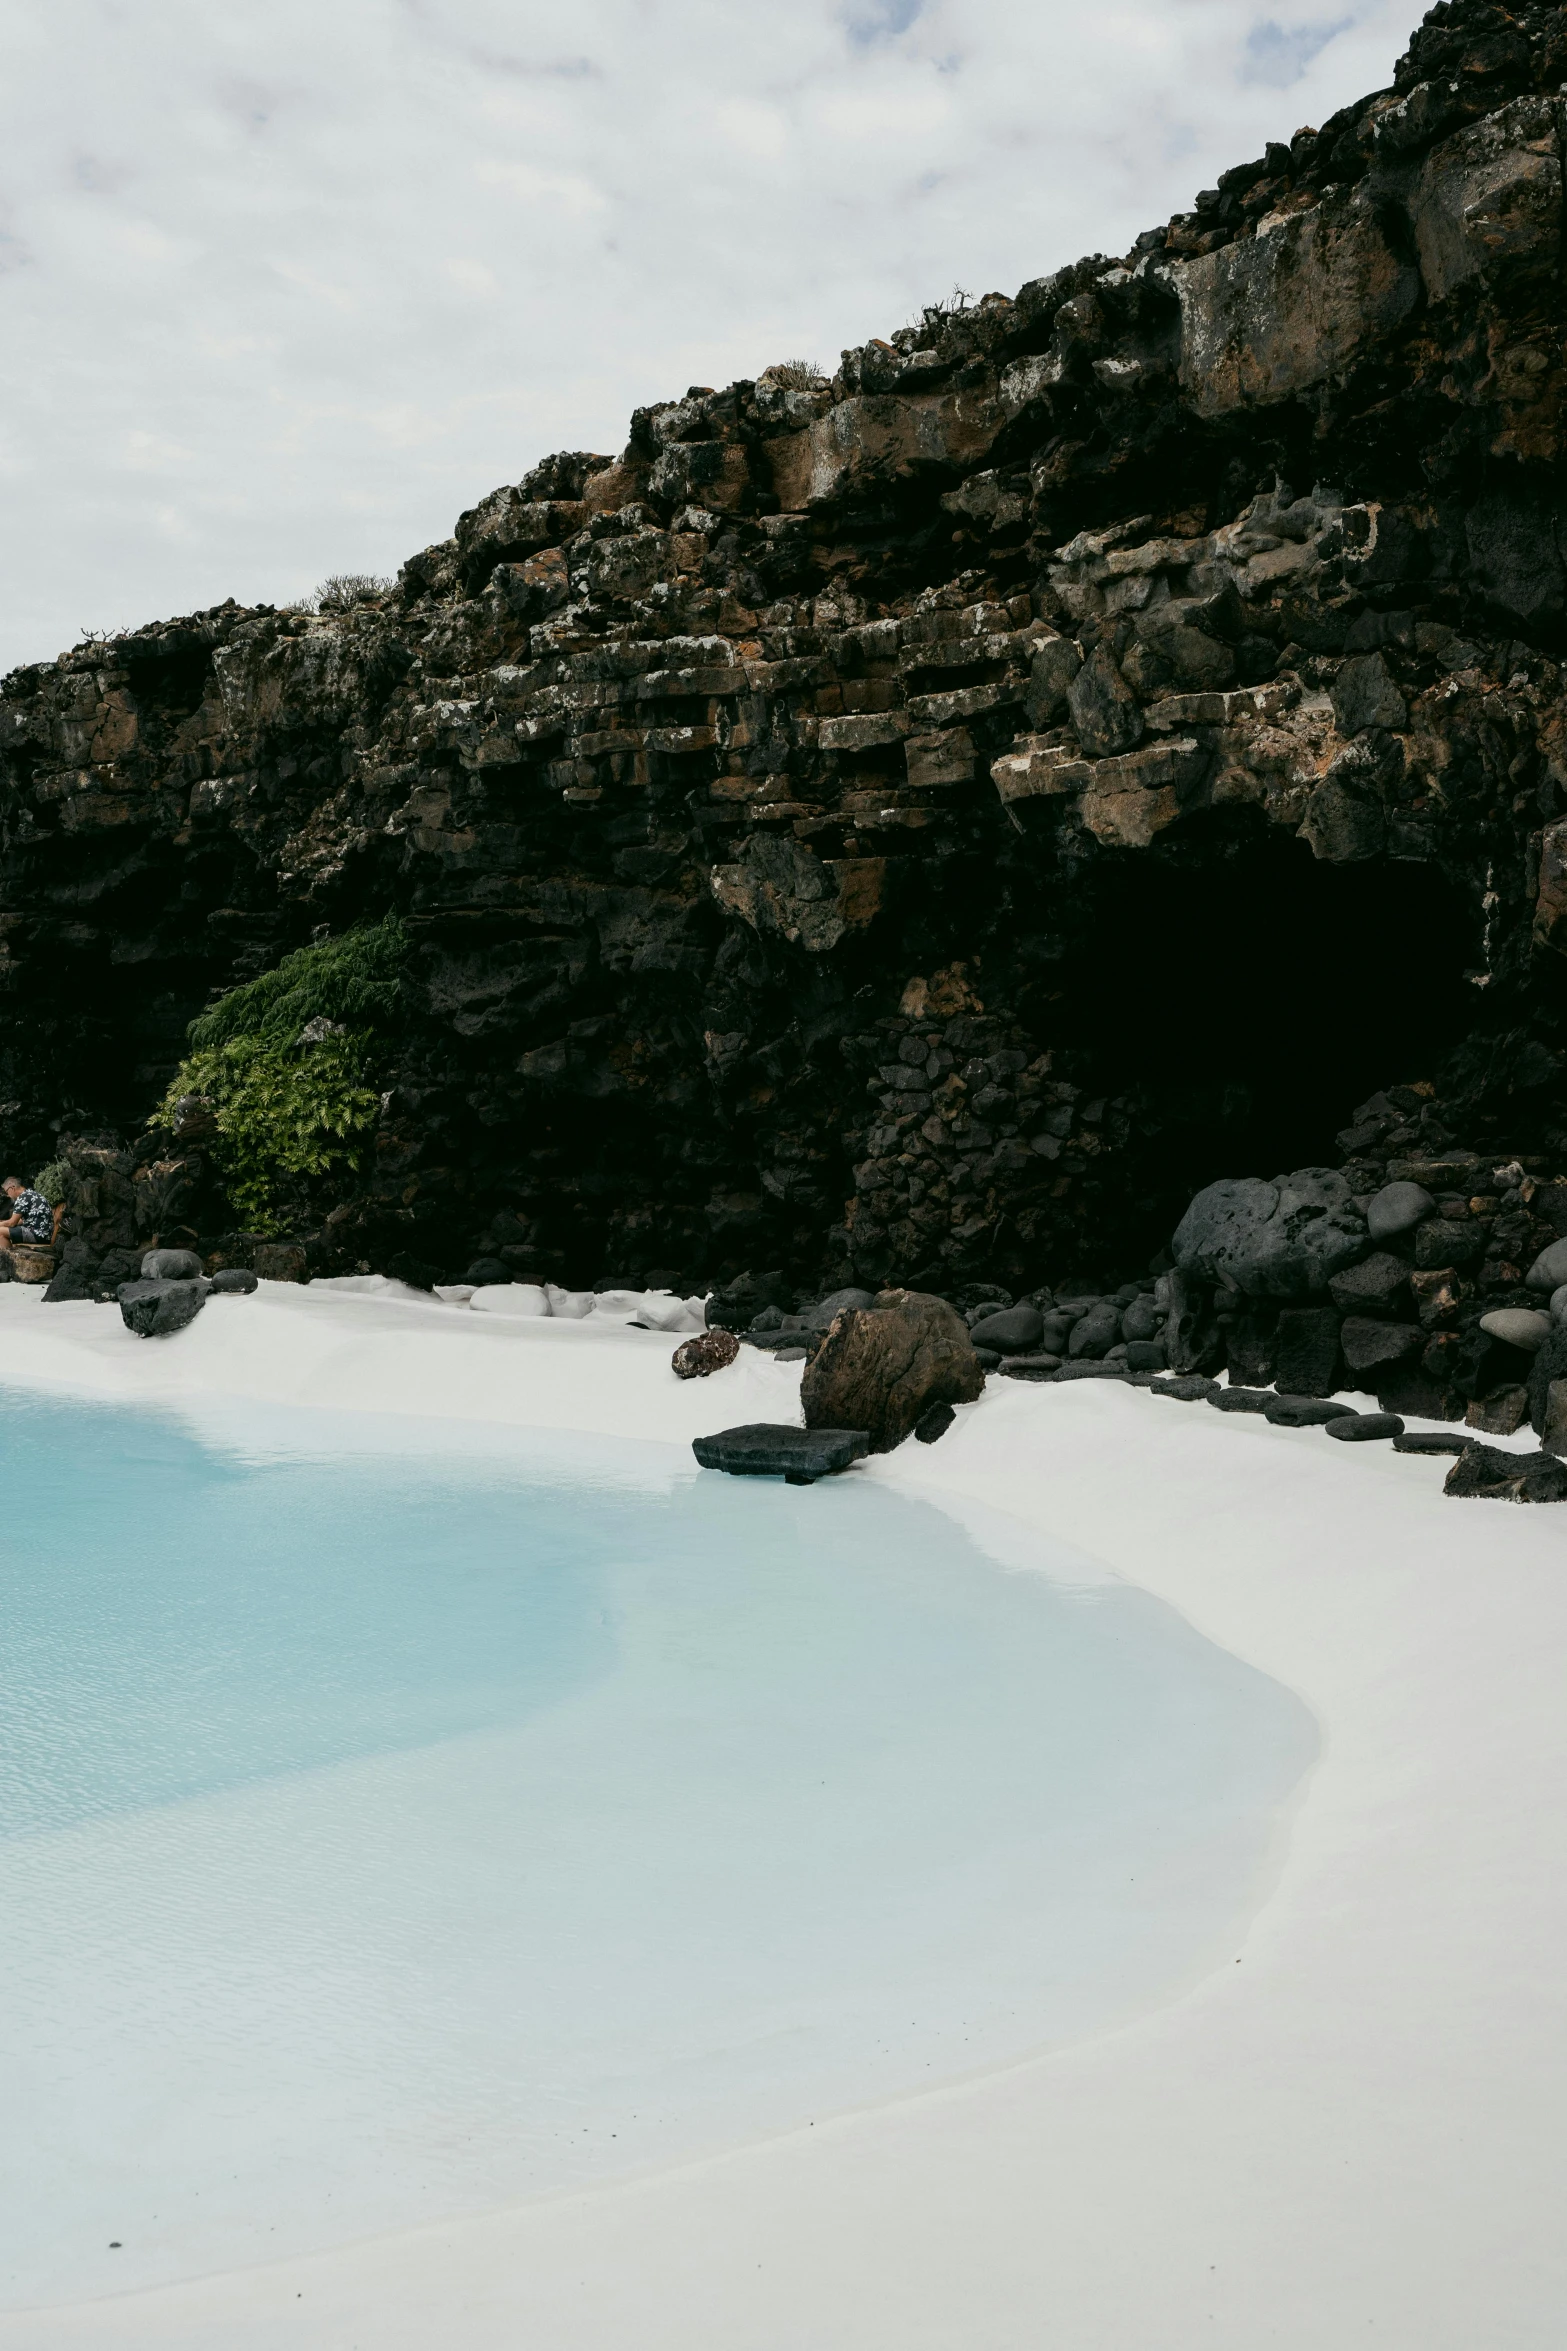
1365, 1181, 1435, 1244
969, 1304, 1045, 1354
1478, 1307, 1553, 1352
1527, 1237, 1567, 1292
141, 1247, 203, 1282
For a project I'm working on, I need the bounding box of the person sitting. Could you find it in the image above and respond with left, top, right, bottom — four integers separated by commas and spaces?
0, 1176, 55, 1253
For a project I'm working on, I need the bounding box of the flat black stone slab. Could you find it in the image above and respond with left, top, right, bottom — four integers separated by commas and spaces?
1325, 1411, 1405, 1442
1151, 1375, 1219, 1402
997, 1353, 1063, 1380
1393, 1431, 1476, 1455
1051, 1360, 1130, 1383
1208, 1387, 1275, 1414
692, 1424, 871, 1485
1264, 1397, 1358, 1427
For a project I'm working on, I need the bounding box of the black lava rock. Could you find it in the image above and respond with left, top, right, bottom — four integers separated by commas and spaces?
1325, 1411, 1405, 1442
1151, 1374, 1219, 1401
691, 1424, 871, 1484
914, 1401, 956, 1443
1444, 1444, 1567, 1503
209, 1267, 259, 1295
969, 1304, 1045, 1354
1274, 1307, 1343, 1397
1208, 1387, 1275, 1413
117, 1277, 206, 1339
1263, 1396, 1357, 1427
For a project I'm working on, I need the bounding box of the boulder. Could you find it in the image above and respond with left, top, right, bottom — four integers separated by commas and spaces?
1526, 1236, 1567, 1291
672, 1327, 740, 1379
914, 1401, 956, 1443
117, 1277, 206, 1338
464, 1256, 513, 1286
1161, 1269, 1224, 1374
1274, 1306, 1344, 1396
1220, 1307, 1275, 1386
1330, 652, 1407, 735
1539, 1379, 1567, 1457
1340, 1317, 1423, 1376
209, 1267, 259, 1295
1478, 1307, 1552, 1352
1551, 1283, 1567, 1321
1526, 1325, 1567, 1431
1328, 1252, 1412, 1317
691, 1423, 871, 1484
802, 1286, 877, 1329
1376, 1363, 1464, 1421
969, 1303, 1045, 1354
1465, 1387, 1530, 1436
1366, 1181, 1435, 1242
1173, 1168, 1368, 1298
10, 1245, 57, 1284
800, 1288, 984, 1452
41, 1258, 95, 1303
1325, 1411, 1405, 1442
1264, 1396, 1358, 1427
1444, 1444, 1567, 1503
141, 1247, 202, 1281
254, 1242, 309, 1284
1067, 644, 1143, 757
1123, 1340, 1168, 1371
1067, 1304, 1121, 1359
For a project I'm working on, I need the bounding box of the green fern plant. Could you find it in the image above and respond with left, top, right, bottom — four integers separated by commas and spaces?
154, 918, 408, 1230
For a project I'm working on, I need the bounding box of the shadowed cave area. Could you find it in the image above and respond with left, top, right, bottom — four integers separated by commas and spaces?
1049, 835, 1482, 1270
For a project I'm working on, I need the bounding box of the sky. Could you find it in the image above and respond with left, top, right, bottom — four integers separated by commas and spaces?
0, 0, 1422, 673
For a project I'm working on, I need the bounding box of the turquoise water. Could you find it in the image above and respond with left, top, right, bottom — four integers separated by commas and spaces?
0, 1391, 1315, 2307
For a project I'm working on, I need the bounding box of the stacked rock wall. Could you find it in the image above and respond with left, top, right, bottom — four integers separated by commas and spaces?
5, 0, 1567, 1294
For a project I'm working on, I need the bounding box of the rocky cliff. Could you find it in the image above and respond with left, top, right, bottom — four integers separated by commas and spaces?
6, 0, 1567, 1297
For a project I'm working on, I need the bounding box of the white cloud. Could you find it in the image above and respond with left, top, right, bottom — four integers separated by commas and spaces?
0, 0, 1417, 670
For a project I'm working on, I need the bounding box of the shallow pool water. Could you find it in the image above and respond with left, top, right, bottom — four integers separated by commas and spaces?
0, 1390, 1315, 2307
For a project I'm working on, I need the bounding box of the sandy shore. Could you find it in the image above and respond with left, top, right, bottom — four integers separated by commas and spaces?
2, 1279, 1563, 2349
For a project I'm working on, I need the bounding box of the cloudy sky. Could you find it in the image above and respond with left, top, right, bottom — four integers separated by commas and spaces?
1, 0, 1420, 672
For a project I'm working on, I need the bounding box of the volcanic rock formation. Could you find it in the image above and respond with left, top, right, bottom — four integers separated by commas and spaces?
6, 0, 1567, 1300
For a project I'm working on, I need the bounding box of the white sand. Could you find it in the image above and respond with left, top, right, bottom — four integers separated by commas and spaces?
2, 1280, 1563, 2349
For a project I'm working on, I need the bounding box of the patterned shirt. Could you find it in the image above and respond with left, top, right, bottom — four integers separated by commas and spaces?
7, 1188, 52, 1242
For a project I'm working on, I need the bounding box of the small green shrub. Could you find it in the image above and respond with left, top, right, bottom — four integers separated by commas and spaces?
188, 918, 407, 1053
33, 1159, 69, 1207
156, 919, 408, 1229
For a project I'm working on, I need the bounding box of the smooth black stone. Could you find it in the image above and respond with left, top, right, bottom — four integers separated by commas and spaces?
209, 1267, 258, 1295
969, 1304, 1045, 1354
1208, 1387, 1275, 1413
1264, 1396, 1357, 1427
1151, 1374, 1219, 1401
691, 1424, 871, 1483
1325, 1411, 1405, 1441
914, 1401, 956, 1444
1393, 1430, 1476, 1455
1123, 1339, 1168, 1371
116, 1277, 206, 1339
